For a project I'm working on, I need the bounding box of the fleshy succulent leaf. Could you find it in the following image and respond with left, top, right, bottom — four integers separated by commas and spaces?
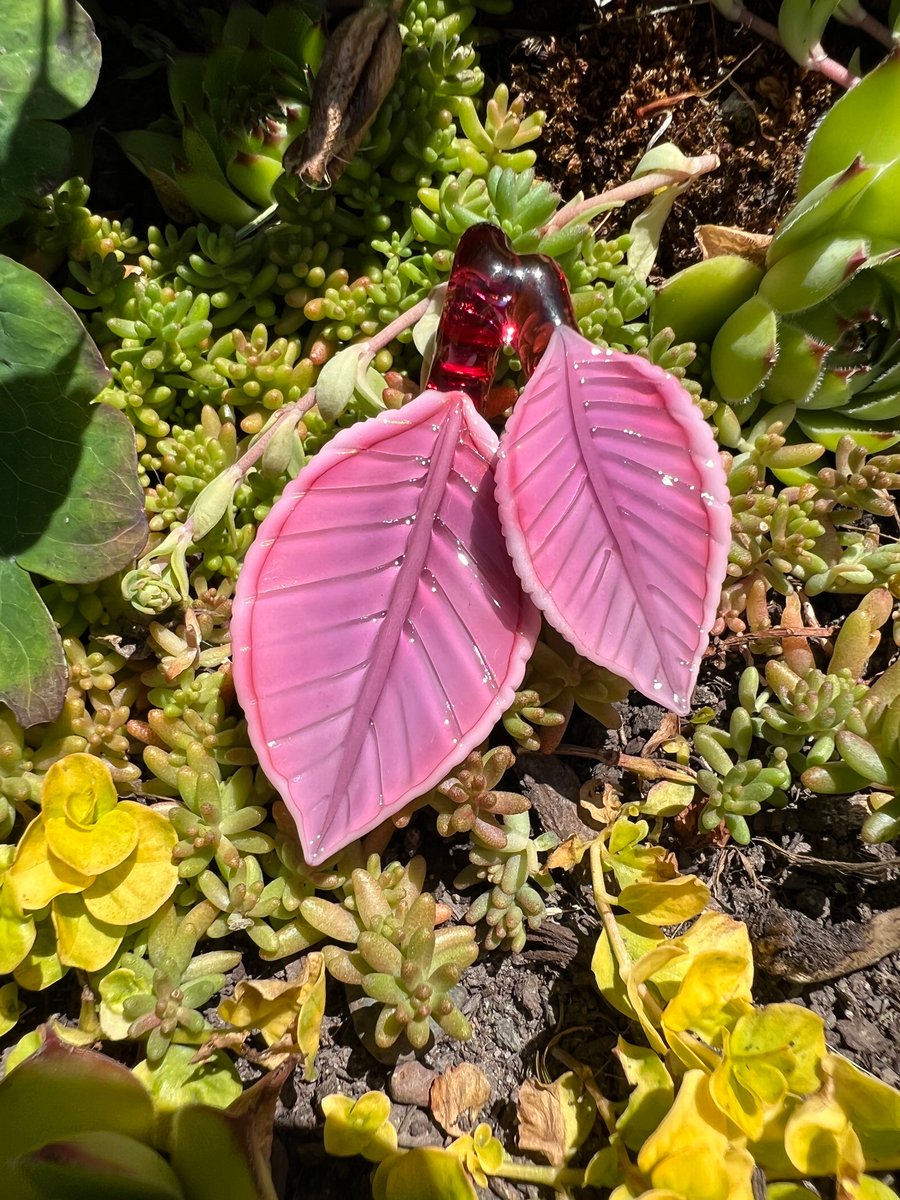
495, 326, 731, 715
797, 53, 900, 198
233, 388, 539, 862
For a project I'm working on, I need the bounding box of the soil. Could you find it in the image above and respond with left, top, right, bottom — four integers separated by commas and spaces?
271, 5, 900, 1195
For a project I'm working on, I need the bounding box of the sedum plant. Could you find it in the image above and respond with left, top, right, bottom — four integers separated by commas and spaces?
4, 754, 178, 975
302, 854, 477, 1049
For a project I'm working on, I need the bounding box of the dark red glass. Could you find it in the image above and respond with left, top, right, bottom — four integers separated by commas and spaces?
425, 224, 577, 411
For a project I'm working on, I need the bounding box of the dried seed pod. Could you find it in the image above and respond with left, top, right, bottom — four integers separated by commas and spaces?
283, 4, 402, 186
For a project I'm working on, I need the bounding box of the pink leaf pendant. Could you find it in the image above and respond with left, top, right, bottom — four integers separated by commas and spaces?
495, 325, 731, 714
231, 387, 539, 863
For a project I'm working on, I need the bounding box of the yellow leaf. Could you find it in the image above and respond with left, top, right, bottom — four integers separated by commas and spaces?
710, 1004, 825, 1141
5, 817, 94, 911
323, 1091, 398, 1162
618, 875, 711, 926
845, 1177, 900, 1200
372, 1146, 477, 1200
662, 951, 754, 1043
13, 921, 67, 991
767, 1185, 814, 1200
44, 806, 138, 876
784, 1080, 864, 1179
638, 1071, 755, 1200
0, 981, 23, 1036
614, 1038, 675, 1152
431, 1063, 492, 1137
828, 1053, 900, 1171
296, 951, 326, 1082
678, 911, 753, 966
51, 892, 124, 972
219, 977, 306, 1044
641, 781, 696, 818
0, 882, 36, 974
41, 753, 119, 824
626, 942, 691, 1056
591, 914, 667, 1020
517, 1072, 596, 1165
81, 804, 178, 925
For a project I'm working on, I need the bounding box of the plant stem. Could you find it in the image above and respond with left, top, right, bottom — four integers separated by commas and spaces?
541, 155, 720, 236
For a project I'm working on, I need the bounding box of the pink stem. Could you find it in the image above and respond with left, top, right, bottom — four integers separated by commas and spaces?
541, 155, 720, 236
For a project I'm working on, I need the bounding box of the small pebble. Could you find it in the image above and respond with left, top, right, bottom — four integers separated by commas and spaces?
389, 1060, 435, 1107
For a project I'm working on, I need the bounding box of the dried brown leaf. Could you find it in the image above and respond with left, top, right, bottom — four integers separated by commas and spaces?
696, 223, 771, 266
430, 1063, 492, 1136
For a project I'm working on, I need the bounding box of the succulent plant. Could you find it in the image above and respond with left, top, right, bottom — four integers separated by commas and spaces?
98, 899, 241, 1062
431, 745, 529, 844
118, 3, 322, 226
455, 810, 557, 952
301, 854, 477, 1048
652, 55, 900, 469
504, 625, 629, 752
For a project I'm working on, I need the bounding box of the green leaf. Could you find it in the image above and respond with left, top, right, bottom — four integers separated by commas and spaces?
650, 255, 764, 346
16, 1130, 185, 1200
0, 0, 101, 227
710, 294, 778, 403
0, 257, 148, 584
0, 559, 66, 726
0, 1032, 156, 1200
133, 1045, 242, 1114
798, 54, 900, 198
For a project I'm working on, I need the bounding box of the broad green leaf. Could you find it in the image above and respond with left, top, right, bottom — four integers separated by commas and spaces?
134, 1045, 242, 1114
768, 159, 874, 265
13, 921, 67, 991
0, 559, 66, 727
591, 914, 667, 1019
828, 1053, 900, 1169
0, 980, 23, 1036
0, 0, 101, 227
798, 55, 900, 197
17, 1129, 185, 1200
0, 256, 147, 584
0, 880, 36, 975
0, 1033, 156, 1200
163, 1062, 292, 1200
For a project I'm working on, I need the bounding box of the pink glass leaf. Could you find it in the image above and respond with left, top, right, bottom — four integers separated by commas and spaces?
495, 325, 731, 715
232, 389, 539, 864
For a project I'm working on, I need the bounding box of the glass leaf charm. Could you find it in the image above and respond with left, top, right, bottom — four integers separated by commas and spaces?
231, 388, 539, 864
495, 326, 731, 714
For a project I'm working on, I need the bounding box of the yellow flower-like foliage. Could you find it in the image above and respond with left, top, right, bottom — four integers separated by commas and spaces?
4, 754, 177, 974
